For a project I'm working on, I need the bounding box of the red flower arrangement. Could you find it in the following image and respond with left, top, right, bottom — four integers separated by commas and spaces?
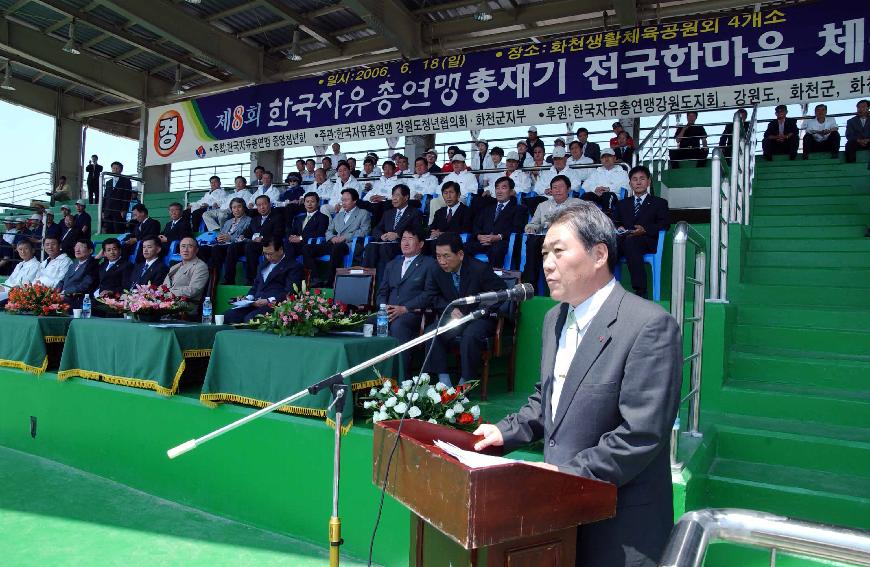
96, 284, 191, 319
248, 282, 369, 336
5, 283, 69, 316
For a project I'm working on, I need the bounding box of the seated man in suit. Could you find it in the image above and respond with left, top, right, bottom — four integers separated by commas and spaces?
128, 237, 168, 287
158, 202, 192, 252
422, 232, 506, 387
223, 194, 285, 285
762, 104, 799, 161
375, 226, 438, 371
473, 202, 681, 567
522, 175, 583, 294
74, 200, 92, 239
124, 204, 161, 260
845, 99, 870, 163
302, 188, 371, 288
58, 239, 100, 309
363, 184, 423, 283
223, 237, 303, 324
286, 192, 329, 259
429, 181, 472, 239
668, 111, 708, 168
464, 176, 528, 268
614, 166, 670, 299
164, 237, 210, 308
59, 214, 80, 258
94, 238, 132, 298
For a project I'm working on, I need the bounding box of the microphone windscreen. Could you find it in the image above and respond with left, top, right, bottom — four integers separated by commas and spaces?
513, 283, 535, 300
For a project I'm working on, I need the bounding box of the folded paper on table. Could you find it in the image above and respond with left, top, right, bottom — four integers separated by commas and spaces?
434, 440, 517, 469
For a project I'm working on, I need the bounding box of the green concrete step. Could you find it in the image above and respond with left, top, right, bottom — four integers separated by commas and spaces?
750, 226, 867, 239
714, 428, 870, 480
727, 347, 870, 391
718, 380, 870, 429
750, 214, 868, 227
745, 251, 870, 268
732, 283, 867, 307
748, 238, 870, 252
735, 305, 870, 333
752, 185, 870, 197
704, 459, 870, 530
754, 195, 870, 207
742, 267, 870, 287
751, 203, 870, 216
733, 324, 870, 357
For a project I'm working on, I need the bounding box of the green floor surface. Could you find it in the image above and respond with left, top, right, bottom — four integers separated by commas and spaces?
0, 446, 374, 567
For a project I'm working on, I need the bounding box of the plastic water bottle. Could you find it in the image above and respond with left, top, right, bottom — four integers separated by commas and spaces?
81, 295, 91, 319
202, 297, 213, 325
376, 304, 389, 337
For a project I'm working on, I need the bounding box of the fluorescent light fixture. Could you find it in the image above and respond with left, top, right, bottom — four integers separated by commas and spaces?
62, 20, 81, 55
172, 65, 186, 95
474, 2, 493, 22
1, 62, 14, 91
287, 29, 302, 61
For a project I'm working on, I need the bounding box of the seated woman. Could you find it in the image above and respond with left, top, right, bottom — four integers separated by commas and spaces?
0, 240, 41, 305
200, 198, 251, 282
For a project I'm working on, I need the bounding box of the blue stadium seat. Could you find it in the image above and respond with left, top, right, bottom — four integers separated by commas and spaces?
616, 229, 666, 302
165, 240, 181, 266
128, 240, 140, 264
473, 233, 517, 270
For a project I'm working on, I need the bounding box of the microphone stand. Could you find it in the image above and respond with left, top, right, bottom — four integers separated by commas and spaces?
166, 307, 490, 566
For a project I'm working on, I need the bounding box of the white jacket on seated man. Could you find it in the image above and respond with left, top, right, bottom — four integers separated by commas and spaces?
0, 248, 40, 301
321, 170, 361, 216
533, 148, 584, 198
582, 150, 630, 197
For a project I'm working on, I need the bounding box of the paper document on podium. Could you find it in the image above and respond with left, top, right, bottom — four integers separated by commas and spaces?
434, 440, 517, 469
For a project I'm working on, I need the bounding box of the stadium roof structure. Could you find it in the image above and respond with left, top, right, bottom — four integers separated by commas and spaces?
0, 0, 772, 139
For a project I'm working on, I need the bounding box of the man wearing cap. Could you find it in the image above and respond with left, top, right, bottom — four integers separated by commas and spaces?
534, 147, 584, 198
582, 148, 629, 215
74, 200, 92, 239
525, 126, 546, 153
439, 154, 478, 198
483, 151, 531, 197
576, 127, 602, 164
546, 138, 567, 164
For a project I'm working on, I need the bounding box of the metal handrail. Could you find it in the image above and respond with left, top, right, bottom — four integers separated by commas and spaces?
670, 221, 707, 472
0, 171, 53, 206
710, 148, 730, 300
660, 508, 870, 567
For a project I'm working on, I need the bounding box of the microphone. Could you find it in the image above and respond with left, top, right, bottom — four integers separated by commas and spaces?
455, 283, 534, 305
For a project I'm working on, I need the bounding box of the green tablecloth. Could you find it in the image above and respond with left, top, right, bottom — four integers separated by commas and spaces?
0, 313, 72, 374
201, 330, 401, 430
58, 319, 231, 395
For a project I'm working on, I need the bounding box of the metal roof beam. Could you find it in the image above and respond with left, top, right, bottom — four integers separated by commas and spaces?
0, 19, 169, 102
258, 0, 340, 49
100, 0, 265, 82
206, 1, 260, 23
343, 0, 424, 59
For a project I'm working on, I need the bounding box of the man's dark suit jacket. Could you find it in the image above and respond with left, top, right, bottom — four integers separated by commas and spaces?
496, 287, 682, 566
161, 218, 192, 244
429, 203, 473, 234
845, 115, 870, 142
98, 258, 132, 295
58, 257, 100, 307
74, 211, 92, 238
472, 200, 528, 241
376, 254, 438, 309
763, 118, 799, 140
243, 212, 285, 242
580, 141, 601, 163
371, 206, 423, 241
614, 193, 670, 239
424, 257, 506, 316
290, 211, 329, 240
718, 121, 749, 150
614, 145, 634, 163
103, 177, 133, 216
59, 226, 81, 256
247, 255, 303, 300
133, 217, 161, 242
44, 223, 62, 241
128, 259, 168, 287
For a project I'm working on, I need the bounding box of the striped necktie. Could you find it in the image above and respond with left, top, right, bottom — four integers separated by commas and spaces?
634, 196, 642, 216
451, 271, 460, 291
494, 202, 505, 220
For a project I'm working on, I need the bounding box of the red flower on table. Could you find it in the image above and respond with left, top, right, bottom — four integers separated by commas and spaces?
457, 413, 474, 425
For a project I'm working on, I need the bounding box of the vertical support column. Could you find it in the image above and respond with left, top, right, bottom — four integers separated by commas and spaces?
250, 150, 284, 182
405, 134, 435, 161
53, 115, 84, 200
139, 105, 171, 195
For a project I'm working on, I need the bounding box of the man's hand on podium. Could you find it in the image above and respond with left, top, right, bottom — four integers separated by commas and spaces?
472, 424, 504, 452
526, 461, 559, 472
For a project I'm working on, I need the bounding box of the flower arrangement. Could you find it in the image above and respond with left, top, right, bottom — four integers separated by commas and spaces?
362, 374, 483, 430
247, 282, 369, 336
96, 284, 191, 319
5, 283, 68, 316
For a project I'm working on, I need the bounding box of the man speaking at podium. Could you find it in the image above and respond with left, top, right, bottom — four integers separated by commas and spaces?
473, 202, 682, 566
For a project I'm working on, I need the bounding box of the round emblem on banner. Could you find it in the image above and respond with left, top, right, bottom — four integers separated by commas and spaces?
195, 145, 206, 158
153, 110, 184, 158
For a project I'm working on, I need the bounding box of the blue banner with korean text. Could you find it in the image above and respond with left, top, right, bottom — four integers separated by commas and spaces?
146, 0, 869, 165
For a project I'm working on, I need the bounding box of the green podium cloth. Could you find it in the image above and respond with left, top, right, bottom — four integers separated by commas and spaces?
58, 319, 230, 395
0, 313, 72, 374
201, 330, 401, 431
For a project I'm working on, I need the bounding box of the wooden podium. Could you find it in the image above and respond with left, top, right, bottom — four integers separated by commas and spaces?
373, 420, 617, 566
